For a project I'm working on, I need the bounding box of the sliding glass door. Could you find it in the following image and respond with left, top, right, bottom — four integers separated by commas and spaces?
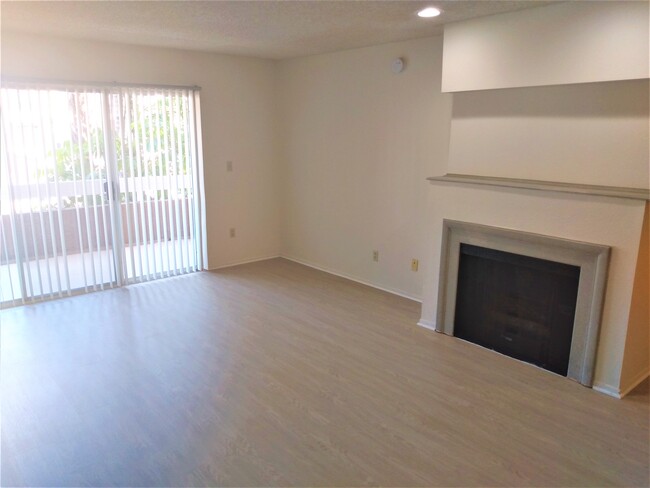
109, 88, 203, 282
0, 82, 204, 306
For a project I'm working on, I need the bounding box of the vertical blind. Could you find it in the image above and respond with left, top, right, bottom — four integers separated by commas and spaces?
0, 82, 206, 306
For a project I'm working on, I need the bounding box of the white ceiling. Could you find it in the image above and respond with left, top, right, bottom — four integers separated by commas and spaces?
1, 1, 554, 60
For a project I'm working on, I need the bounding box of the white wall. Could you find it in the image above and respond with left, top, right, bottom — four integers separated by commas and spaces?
1, 32, 282, 269
278, 36, 452, 300
448, 79, 650, 188
442, 1, 649, 92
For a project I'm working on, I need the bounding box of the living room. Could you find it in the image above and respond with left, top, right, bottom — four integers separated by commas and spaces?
1, 1, 648, 486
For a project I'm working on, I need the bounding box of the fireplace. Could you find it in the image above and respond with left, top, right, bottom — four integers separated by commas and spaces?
454, 243, 580, 376
435, 220, 610, 386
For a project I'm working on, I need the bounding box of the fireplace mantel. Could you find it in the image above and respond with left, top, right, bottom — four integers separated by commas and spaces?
427, 174, 650, 201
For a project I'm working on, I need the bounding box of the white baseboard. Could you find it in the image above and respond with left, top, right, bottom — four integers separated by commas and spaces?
592, 383, 621, 399
417, 319, 437, 332
209, 254, 280, 270
619, 368, 650, 398
281, 255, 422, 303
593, 368, 650, 399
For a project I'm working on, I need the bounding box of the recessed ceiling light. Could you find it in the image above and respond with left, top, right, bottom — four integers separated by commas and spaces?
417, 7, 441, 18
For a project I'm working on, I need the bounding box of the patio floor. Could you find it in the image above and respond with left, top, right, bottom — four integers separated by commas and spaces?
1, 239, 195, 305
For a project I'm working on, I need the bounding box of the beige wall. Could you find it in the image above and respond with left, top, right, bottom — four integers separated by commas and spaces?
442, 1, 649, 92
1, 32, 282, 269
278, 36, 452, 300
620, 203, 650, 394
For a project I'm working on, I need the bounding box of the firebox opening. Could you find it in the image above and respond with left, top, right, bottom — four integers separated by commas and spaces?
454, 243, 580, 376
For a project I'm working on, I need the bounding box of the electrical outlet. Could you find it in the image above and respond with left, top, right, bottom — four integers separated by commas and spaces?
411, 259, 419, 272
373, 250, 379, 262
229, 228, 236, 238
226, 160, 233, 172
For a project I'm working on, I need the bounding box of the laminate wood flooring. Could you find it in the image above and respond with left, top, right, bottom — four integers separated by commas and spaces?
1, 258, 648, 486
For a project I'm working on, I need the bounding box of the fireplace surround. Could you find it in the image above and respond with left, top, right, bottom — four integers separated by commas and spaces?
435, 219, 610, 386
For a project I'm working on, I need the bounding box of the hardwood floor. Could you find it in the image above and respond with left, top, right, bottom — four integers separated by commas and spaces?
1, 257, 648, 487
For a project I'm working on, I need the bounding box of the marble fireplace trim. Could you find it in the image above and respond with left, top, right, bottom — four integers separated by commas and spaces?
434, 219, 610, 387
